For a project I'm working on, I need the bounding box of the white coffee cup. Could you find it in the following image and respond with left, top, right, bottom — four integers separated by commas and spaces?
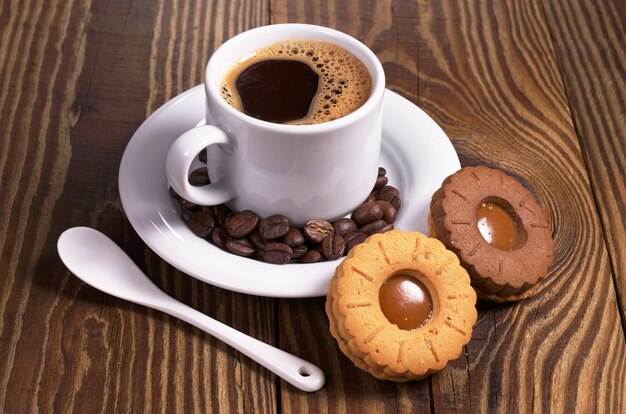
166, 24, 385, 225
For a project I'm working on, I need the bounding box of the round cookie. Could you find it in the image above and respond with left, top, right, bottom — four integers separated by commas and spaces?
430, 165, 554, 302
326, 230, 477, 381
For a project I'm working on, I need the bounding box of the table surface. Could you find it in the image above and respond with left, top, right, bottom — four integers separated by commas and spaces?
1, 0, 625, 412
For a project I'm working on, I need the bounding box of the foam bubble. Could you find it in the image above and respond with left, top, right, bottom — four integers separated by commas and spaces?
221, 40, 372, 125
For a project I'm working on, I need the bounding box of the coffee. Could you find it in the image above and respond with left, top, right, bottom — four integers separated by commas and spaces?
221, 40, 372, 125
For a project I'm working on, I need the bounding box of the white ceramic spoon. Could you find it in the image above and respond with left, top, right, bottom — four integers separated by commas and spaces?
57, 226, 325, 392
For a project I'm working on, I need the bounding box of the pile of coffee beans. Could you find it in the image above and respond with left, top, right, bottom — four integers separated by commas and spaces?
170, 157, 401, 264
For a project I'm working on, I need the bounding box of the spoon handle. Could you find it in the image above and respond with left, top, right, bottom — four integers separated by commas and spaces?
152, 297, 325, 392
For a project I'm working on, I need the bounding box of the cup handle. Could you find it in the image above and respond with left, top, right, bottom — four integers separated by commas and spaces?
165, 125, 236, 206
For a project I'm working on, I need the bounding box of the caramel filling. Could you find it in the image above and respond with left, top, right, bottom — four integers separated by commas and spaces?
476, 202, 518, 250
379, 274, 433, 330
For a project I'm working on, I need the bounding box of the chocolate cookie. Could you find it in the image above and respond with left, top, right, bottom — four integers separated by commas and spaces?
326, 230, 477, 381
429, 166, 554, 302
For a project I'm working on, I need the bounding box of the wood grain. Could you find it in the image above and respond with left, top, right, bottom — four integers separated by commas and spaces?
542, 0, 626, 326
1, 0, 625, 412
272, 0, 626, 413
0, 0, 276, 412
407, 0, 626, 412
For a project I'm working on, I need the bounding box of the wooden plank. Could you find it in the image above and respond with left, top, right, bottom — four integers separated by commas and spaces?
0, 1, 275, 412
2, 0, 624, 412
413, 0, 625, 412
270, 1, 433, 413
542, 0, 626, 324
272, 0, 626, 413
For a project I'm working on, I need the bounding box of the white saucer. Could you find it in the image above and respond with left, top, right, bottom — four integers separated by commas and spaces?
119, 85, 460, 298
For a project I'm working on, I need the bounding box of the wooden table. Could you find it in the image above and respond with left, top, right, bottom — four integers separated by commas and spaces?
1, 0, 624, 412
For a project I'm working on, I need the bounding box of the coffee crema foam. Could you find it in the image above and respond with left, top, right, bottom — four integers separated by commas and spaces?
221, 40, 372, 125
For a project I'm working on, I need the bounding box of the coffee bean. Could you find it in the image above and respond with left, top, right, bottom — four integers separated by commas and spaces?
211, 228, 228, 249
292, 244, 308, 259
199, 147, 207, 163
187, 208, 215, 238
332, 218, 357, 236
360, 219, 389, 235
258, 214, 290, 240
303, 219, 334, 243
180, 198, 198, 211
249, 231, 267, 250
376, 200, 397, 224
181, 209, 194, 223
177, 164, 401, 265
373, 175, 388, 190
225, 210, 259, 238
390, 198, 401, 211
344, 231, 368, 251
169, 186, 181, 201
260, 242, 293, 264
322, 234, 345, 260
214, 204, 233, 227
226, 238, 255, 257
189, 168, 210, 186
381, 223, 394, 233
352, 201, 383, 226
376, 185, 399, 198
376, 185, 401, 210
299, 249, 324, 263
282, 227, 305, 247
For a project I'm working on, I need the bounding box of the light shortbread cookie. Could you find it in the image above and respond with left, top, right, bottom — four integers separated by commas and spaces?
326, 230, 477, 381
